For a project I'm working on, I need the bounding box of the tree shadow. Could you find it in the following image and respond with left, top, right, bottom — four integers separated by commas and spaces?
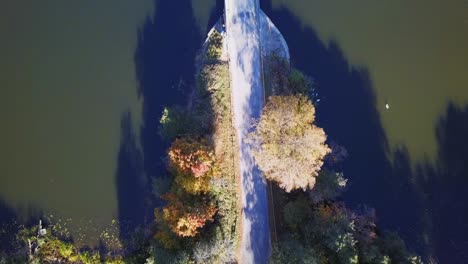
206, 0, 225, 34
413, 103, 468, 263
260, 0, 426, 256
134, 0, 202, 183
123, 0, 201, 237
0, 198, 19, 254
115, 111, 146, 244
116, 0, 203, 252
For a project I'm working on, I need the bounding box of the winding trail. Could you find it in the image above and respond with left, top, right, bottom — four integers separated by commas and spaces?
224, 0, 270, 263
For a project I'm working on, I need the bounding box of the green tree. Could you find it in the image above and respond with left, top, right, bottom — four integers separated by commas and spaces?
283, 195, 311, 230
270, 235, 321, 264
309, 170, 347, 203
206, 30, 223, 60
288, 69, 314, 95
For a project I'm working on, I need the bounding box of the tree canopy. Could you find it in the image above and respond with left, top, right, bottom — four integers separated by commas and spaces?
155, 194, 217, 238
250, 95, 330, 192
168, 138, 216, 195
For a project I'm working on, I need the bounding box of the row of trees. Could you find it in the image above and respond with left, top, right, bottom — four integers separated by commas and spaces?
154, 138, 218, 246
272, 183, 422, 263
148, 29, 238, 263
256, 55, 422, 263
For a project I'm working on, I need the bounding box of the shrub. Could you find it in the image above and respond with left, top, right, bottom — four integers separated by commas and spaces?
206, 30, 223, 60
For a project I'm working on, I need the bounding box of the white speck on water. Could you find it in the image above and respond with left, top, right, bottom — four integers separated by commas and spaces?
385, 103, 390, 110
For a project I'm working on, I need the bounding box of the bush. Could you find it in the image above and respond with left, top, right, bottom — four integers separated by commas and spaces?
193, 237, 236, 264
206, 30, 223, 60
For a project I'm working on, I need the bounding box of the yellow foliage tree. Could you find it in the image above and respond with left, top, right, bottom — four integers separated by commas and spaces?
250, 95, 331, 192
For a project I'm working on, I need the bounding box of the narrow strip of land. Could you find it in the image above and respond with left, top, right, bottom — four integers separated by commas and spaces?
225, 0, 270, 263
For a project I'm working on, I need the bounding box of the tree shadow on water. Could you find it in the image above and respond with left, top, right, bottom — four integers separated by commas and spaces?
261, 0, 426, 257
413, 104, 468, 263
120, 0, 201, 235
134, 0, 201, 183
0, 199, 19, 254
115, 111, 146, 244
115, 0, 202, 252
206, 0, 225, 34
378, 103, 468, 262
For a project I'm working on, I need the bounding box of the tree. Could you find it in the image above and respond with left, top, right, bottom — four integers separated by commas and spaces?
193, 237, 236, 264
283, 195, 311, 230
309, 170, 347, 203
168, 138, 216, 194
288, 69, 314, 95
155, 194, 217, 238
270, 235, 321, 264
206, 30, 223, 60
250, 95, 330, 192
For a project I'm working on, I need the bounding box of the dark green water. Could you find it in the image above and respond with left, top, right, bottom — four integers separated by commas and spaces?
0, 0, 146, 245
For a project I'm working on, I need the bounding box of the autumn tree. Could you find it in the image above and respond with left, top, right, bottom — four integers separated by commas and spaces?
155, 194, 217, 238
250, 95, 330, 192
168, 138, 216, 194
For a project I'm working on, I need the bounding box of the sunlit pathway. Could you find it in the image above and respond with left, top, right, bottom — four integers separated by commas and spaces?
225, 0, 270, 263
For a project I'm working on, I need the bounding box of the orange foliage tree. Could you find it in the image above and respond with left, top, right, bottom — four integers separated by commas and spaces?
155, 193, 217, 238
168, 138, 216, 194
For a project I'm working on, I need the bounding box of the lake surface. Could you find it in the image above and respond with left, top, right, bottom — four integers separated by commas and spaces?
0, 0, 158, 244
0, 0, 218, 247
271, 0, 468, 163
1, 0, 467, 262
